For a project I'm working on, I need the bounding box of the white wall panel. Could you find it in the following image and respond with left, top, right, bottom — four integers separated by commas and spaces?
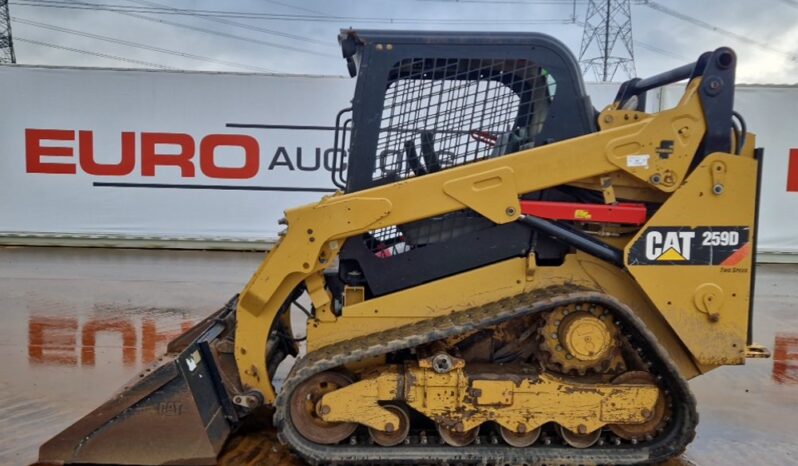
1, 65, 795, 257
0, 66, 352, 242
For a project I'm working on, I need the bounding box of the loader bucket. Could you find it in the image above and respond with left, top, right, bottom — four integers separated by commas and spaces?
38, 300, 240, 465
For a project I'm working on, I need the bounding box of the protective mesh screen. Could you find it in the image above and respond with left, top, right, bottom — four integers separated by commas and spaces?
364, 211, 494, 258
366, 225, 404, 258
373, 57, 555, 183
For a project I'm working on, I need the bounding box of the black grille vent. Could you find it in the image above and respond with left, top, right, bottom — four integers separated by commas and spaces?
364, 211, 494, 257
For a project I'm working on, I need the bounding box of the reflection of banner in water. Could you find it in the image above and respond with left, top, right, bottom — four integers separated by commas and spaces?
28, 315, 194, 367
773, 333, 798, 384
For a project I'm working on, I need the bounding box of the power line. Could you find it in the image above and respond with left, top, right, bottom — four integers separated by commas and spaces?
421, 0, 687, 65
573, 18, 686, 66
113, 7, 338, 59
424, 1, 683, 68
12, 16, 278, 72
129, 0, 334, 48
417, 0, 584, 3
13, 0, 692, 72
418, 1, 685, 68
261, 0, 330, 16
10, 0, 574, 24
642, 0, 798, 61
15, 36, 172, 68
636, 40, 690, 62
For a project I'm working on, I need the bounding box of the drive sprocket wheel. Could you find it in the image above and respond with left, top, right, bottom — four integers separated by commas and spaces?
539, 303, 625, 375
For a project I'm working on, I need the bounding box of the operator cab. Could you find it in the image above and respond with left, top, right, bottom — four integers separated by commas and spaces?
330, 29, 597, 300
332, 29, 596, 193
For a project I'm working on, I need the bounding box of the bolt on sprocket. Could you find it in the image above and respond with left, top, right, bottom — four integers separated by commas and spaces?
538, 303, 626, 375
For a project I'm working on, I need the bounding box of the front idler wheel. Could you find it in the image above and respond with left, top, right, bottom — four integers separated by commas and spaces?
289, 371, 357, 445
608, 371, 668, 441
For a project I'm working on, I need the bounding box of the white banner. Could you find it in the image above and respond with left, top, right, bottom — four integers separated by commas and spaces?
0, 66, 352, 243
660, 84, 798, 255
1, 65, 796, 255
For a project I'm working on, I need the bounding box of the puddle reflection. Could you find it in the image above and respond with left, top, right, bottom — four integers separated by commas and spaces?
773, 332, 798, 384
20, 307, 798, 466
28, 308, 195, 367
29, 315, 798, 380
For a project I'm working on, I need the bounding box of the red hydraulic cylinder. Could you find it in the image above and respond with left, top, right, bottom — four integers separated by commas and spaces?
519, 200, 647, 225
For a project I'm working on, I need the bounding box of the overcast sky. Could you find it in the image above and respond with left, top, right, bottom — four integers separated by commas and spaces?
7, 0, 798, 84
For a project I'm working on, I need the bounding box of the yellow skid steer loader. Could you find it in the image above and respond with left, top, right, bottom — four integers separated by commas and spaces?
40, 29, 769, 465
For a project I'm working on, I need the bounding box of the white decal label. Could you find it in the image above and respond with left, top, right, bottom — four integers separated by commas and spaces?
626, 154, 650, 168
185, 350, 201, 372
644, 231, 695, 261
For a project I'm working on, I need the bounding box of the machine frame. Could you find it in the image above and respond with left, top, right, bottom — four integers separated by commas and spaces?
235, 44, 759, 404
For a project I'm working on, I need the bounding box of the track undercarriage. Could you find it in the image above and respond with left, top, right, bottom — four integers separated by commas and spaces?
275, 288, 697, 465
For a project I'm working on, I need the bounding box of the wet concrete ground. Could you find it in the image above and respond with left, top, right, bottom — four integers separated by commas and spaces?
0, 246, 796, 466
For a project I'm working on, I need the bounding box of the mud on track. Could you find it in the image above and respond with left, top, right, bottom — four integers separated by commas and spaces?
216, 410, 304, 466
1, 246, 797, 466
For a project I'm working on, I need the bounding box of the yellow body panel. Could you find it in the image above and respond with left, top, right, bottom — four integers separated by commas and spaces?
307, 257, 530, 351
625, 152, 758, 365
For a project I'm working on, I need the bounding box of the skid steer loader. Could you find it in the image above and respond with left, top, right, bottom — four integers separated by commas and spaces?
39, 29, 769, 465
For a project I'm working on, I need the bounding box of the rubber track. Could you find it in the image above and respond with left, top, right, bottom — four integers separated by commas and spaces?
274, 286, 698, 465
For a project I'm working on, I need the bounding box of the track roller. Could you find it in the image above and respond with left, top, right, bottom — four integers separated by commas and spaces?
559, 425, 601, 449
499, 425, 541, 447
437, 424, 480, 446
368, 404, 410, 447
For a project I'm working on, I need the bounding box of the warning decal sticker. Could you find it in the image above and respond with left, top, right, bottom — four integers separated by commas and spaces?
627, 226, 751, 266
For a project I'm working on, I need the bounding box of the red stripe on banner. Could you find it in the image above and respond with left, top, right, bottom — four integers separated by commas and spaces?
788, 148, 798, 192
